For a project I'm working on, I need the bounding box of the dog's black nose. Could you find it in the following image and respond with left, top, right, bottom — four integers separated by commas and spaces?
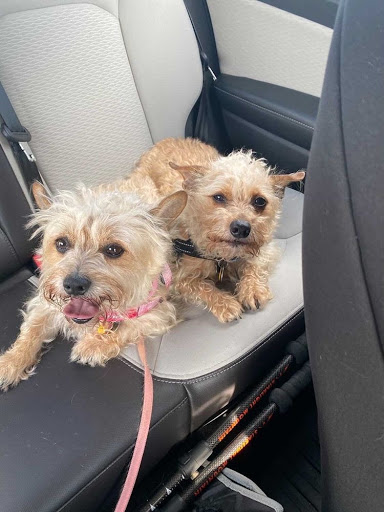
230, 220, 251, 239
63, 274, 91, 296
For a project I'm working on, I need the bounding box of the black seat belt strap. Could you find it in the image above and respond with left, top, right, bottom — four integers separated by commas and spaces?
183, 0, 230, 153
183, 0, 220, 78
0, 81, 42, 190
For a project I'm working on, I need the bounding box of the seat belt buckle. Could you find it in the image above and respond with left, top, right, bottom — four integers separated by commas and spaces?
18, 141, 36, 163
207, 65, 217, 81
200, 51, 217, 81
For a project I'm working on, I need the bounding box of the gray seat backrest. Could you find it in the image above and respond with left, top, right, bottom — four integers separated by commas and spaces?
0, 0, 202, 191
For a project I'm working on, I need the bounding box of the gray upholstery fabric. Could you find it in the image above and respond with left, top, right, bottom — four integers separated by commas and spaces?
0, 2, 152, 191
0, 0, 203, 191
0, 0, 118, 17
303, 1, 384, 511
119, 0, 202, 143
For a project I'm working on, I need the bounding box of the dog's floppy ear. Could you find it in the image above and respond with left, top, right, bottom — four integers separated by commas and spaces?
151, 190, 187, 228
270, 171, 306, 198
169, 162, 207, 191
32, 181, 53, 210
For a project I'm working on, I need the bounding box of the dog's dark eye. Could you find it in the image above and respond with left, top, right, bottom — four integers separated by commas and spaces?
55, 237, 70, 253
103, 244, 124, 259
252, 196, 267, 209
213, 194, 226, 203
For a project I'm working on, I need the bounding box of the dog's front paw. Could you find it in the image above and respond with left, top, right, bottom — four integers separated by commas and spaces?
210, 296, 243, 323
237, 280, 273, 311
0, 351, 36, 391
71, 335, 121, 367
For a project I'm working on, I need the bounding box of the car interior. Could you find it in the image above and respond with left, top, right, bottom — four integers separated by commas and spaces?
1, 0, 383, 511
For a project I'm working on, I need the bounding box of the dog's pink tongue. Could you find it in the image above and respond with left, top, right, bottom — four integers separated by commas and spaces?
63, 298, 99, 319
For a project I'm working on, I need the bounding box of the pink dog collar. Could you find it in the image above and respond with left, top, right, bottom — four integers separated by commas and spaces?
100, 263, 172, 323
33, 253, 43, 268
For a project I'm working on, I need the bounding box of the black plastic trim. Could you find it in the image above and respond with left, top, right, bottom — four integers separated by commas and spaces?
222, 109, 310, 171
0, 146, 35, 280
184, 309, 304, 429
183, 0, 220, 76
215, 75, 318, 151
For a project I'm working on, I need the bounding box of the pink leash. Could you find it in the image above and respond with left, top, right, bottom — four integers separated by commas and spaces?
114, 337, 153, 512
111, 267, 172, 509
106, 268, 173, 510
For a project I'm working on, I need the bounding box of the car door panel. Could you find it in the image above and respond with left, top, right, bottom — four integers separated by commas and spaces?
207, 0, 333, 97
205, 0, 338, 170
215, 74, 318, 169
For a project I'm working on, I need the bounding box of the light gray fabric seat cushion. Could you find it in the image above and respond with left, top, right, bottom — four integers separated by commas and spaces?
122, 188, 304, 380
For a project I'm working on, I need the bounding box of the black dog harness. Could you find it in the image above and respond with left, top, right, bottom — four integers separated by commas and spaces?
173, 238, 236, 281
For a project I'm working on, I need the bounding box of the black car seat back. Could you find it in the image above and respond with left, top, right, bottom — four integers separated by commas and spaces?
303, 1, 384, 511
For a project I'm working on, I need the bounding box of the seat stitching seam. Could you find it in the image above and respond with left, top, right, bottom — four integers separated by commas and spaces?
178, 309, 304, 383
145, 397, 188, 430
216, 87, 314, 131
118, 308, 303, 384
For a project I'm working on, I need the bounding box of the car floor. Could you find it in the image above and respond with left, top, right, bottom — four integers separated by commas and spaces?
230, 388, 321, 512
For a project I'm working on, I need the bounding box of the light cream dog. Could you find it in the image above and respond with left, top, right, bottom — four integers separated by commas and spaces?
0, 182, 186, 391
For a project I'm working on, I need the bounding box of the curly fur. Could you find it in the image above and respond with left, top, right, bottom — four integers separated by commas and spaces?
0, 183, 186, 391
130, 138, 305, 322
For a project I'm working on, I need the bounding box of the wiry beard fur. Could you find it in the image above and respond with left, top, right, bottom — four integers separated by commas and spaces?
29, 185, 171, 320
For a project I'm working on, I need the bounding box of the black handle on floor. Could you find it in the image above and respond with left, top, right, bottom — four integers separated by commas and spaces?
160, 361, 312, 511
137, 338, 309, 512
269, 361, 312, 414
